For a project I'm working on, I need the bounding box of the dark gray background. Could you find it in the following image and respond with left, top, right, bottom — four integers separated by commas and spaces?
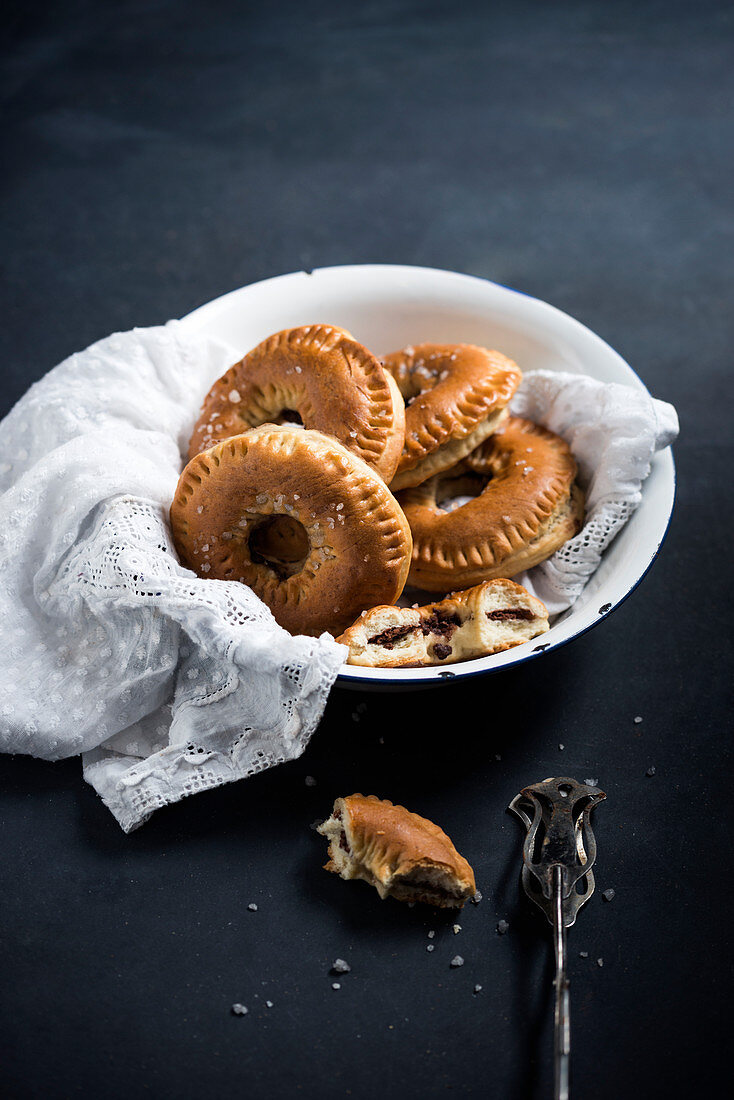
1, 1, 732, 1097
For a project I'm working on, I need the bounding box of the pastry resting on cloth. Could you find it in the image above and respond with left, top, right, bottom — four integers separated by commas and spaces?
398, 415, 584, 591
318, 794, 476, 908
337, 578, 548, 667
382, 342, 522, 490
170, 423, 413, 637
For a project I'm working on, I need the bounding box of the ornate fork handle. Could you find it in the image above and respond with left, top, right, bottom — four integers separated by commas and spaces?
510, 777, 606, 1100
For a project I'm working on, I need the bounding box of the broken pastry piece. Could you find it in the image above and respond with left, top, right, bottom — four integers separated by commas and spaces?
318, 794, 475, 908
336, 578, 549, 667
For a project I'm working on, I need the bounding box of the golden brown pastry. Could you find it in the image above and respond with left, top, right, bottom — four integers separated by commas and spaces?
318, 794, 476, 908
382, 342, 522, 490
187, 324, 405, 483
398, 416, 584, 591
169, 424, 412, 637
336, 579, 549, 667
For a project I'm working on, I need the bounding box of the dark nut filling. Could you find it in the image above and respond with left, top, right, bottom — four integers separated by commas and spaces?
485, 608, 536, 621
431, 643, 453, 660
368, 623, 419, 649
421, 611, 462, 639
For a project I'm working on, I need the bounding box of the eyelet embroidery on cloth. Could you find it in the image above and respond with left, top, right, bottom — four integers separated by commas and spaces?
0, 325, 348, 832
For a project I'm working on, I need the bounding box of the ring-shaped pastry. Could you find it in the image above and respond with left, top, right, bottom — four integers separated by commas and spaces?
188, 324, 405, 483
382, 342, 522, 490
170, 423, 413, 637
398, 416, 584, 591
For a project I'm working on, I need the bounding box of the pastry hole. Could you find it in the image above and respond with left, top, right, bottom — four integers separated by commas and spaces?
435, 469, 488, 512
274, 408, 304, 425
248, 515, 310, 578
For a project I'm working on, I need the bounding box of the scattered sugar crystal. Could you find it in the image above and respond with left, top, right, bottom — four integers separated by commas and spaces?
197, 506, 203, 514
201, 544, 209, 552
248, 903, 258, 912
634, 715, 643, 724
228, 389, 241, 403
453, 925, 462, 935
201, 563, 211, 573
295, 365, 302, 373
450, 956, 464, 968
231, 1003, 248, 1015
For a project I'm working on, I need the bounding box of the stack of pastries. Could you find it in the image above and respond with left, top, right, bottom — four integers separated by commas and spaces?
170, 325, 584, 667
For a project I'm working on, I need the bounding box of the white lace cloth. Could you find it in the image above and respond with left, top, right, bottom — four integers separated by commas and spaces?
0, 324, 678, 831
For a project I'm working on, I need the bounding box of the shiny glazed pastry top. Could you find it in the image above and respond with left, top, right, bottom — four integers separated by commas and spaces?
382, 342, 522, 490
170, 423, 413, 637
188, 324, 406, 483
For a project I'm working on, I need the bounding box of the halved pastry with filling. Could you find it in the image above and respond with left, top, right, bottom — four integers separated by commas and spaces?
336, 578, 548, 667
317, 794, 476, 908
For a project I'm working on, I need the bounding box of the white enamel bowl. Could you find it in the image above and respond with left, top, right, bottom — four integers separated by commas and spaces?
179, 265, 675, 690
